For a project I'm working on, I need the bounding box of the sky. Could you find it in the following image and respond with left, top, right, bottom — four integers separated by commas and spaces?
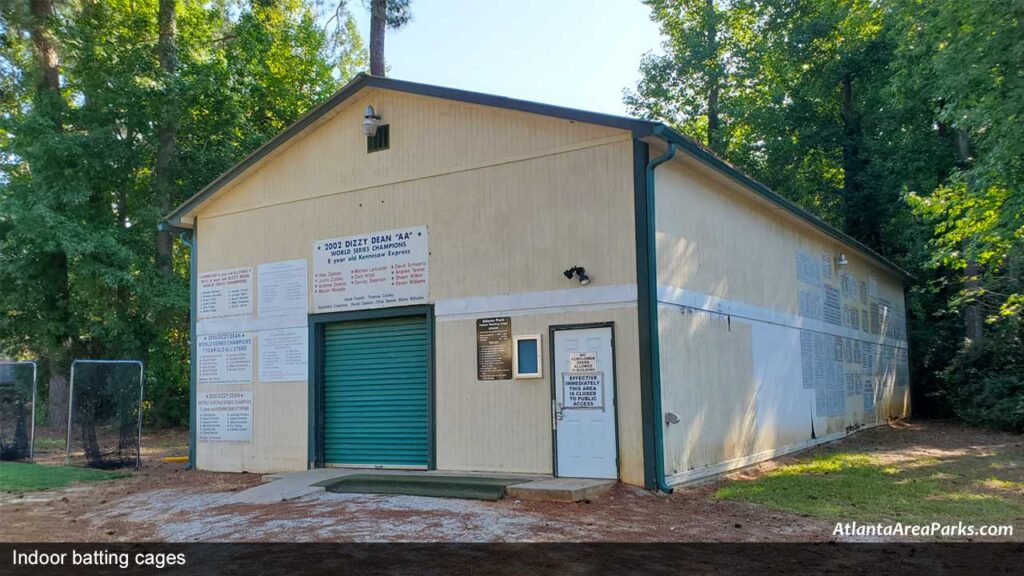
346, 0, 663, 116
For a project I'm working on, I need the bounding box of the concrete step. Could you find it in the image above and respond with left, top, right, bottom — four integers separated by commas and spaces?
505, 478, 616, 502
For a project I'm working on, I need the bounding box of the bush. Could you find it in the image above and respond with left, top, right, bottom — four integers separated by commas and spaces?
940, 322, 1024, 433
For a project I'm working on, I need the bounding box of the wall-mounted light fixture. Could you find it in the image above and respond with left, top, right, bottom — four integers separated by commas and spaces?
563, 266, 591, 286
362, 105, 382, 137
835, 253, 849, 269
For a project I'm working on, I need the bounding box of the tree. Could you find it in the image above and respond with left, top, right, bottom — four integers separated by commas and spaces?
368, 0, 411, 76
627, 0, 1022, 428
625, 0, 747, 155
154, 0, 178, 279
1, 0, 368, 427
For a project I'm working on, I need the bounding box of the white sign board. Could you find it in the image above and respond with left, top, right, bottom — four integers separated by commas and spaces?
197, 332, 253, 385
258, 259, 308, 318
562, 372, 604, 409
568, 352, 597, 373
199, 267, 253, 319
258, 327, 308, 382
312, 226, 428, 312
197, 391, 253, 443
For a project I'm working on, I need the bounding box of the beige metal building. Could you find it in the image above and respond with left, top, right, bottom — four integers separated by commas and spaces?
162, 75, 911, 490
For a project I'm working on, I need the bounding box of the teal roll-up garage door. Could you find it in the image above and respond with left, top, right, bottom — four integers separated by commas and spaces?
323, 315, 429, 467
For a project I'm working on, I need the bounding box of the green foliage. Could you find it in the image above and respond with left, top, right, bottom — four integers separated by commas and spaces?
0, 462, 128, 493
715, 449, 1024, 525
939, 322, 1024, 432
0, 0, 367, 426
631, 0, 1023, 430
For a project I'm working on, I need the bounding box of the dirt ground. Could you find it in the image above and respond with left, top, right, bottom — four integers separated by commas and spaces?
1, 420, 1021, 543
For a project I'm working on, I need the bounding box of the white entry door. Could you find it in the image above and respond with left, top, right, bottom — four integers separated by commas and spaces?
553, 325, 617, 479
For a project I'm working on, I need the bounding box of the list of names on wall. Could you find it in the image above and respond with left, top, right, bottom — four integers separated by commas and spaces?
312, 226, 428, 312
258, 259, 308, 318
198, 267, 253, 319
197, 391, 253, 443
794, 248, 909, 422
257, 327, 308, 382
476, 317, 512, 381
197, 332, 253, 385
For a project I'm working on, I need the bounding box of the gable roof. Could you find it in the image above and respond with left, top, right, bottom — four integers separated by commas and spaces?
163, 73, 911, 280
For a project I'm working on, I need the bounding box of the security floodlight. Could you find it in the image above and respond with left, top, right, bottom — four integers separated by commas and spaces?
563, 266, 590, 286
836, 253, 849, 268
362, 105, 382, 137
577, 268, 590, 285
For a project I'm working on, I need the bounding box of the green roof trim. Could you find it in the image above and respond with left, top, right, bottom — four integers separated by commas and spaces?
162, 73, 911, 281
649, 125, 913, 281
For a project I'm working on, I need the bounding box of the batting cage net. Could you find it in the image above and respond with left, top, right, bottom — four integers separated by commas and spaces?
66, 360, 143, 469
0, 361, 36, 461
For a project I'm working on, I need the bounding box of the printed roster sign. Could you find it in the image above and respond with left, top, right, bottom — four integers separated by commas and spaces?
312, 226, 428, 312
198, 267, 253, 319
197, 391, 253, 443
258, 259, 308, 318
258, 327, 308, 382
197, 332, 253, 385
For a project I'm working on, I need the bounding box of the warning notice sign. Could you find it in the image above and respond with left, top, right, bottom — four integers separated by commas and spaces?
568, 352, 597, 373
562, 372, 604, 409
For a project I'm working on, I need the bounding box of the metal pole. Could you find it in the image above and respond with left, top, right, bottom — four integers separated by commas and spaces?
137, 361, 144, 470
65, 361, 76, 466
29, 361, 37, 462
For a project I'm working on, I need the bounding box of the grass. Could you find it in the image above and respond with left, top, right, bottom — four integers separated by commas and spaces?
715, 450, 1024, 525
0, 462, 129, 493
31, 437, 67, 451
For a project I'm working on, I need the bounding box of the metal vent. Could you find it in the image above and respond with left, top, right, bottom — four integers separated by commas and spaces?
367, 124, 390, 153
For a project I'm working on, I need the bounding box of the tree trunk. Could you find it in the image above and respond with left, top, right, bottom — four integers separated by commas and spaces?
956, 128, 983, 346
47, 358, 69, 430
30, 0, 72, 426
840, 72, 871, 244
30, 0, 61, 129
155, 0, 178, 277
370, 0, 386, 76
705, 0, 721, 152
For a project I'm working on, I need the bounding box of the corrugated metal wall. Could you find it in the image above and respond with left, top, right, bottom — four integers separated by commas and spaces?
654, 149, 910, 485
193, 89, 644, 479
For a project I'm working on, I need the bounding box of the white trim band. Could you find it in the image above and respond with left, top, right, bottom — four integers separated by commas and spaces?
657, 285, 907, 348
435, 284, 637, 321
197, 313, 307, 336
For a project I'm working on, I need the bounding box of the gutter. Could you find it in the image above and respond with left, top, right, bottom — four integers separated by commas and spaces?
157, 222, 197, 470
645, 141, 677, 494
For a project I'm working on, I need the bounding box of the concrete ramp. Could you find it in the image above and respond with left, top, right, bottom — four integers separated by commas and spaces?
231, 469, 615, 504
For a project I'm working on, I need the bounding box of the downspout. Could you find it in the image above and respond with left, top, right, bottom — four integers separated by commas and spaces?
646, 141, 677, 493
158, 222, 196, 470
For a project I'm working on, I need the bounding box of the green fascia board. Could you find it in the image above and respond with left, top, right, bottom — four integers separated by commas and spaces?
648, 125, 914, 282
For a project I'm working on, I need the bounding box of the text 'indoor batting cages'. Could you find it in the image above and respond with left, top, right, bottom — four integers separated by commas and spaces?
0, 360, 37, 461
66, 360, 144, 469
